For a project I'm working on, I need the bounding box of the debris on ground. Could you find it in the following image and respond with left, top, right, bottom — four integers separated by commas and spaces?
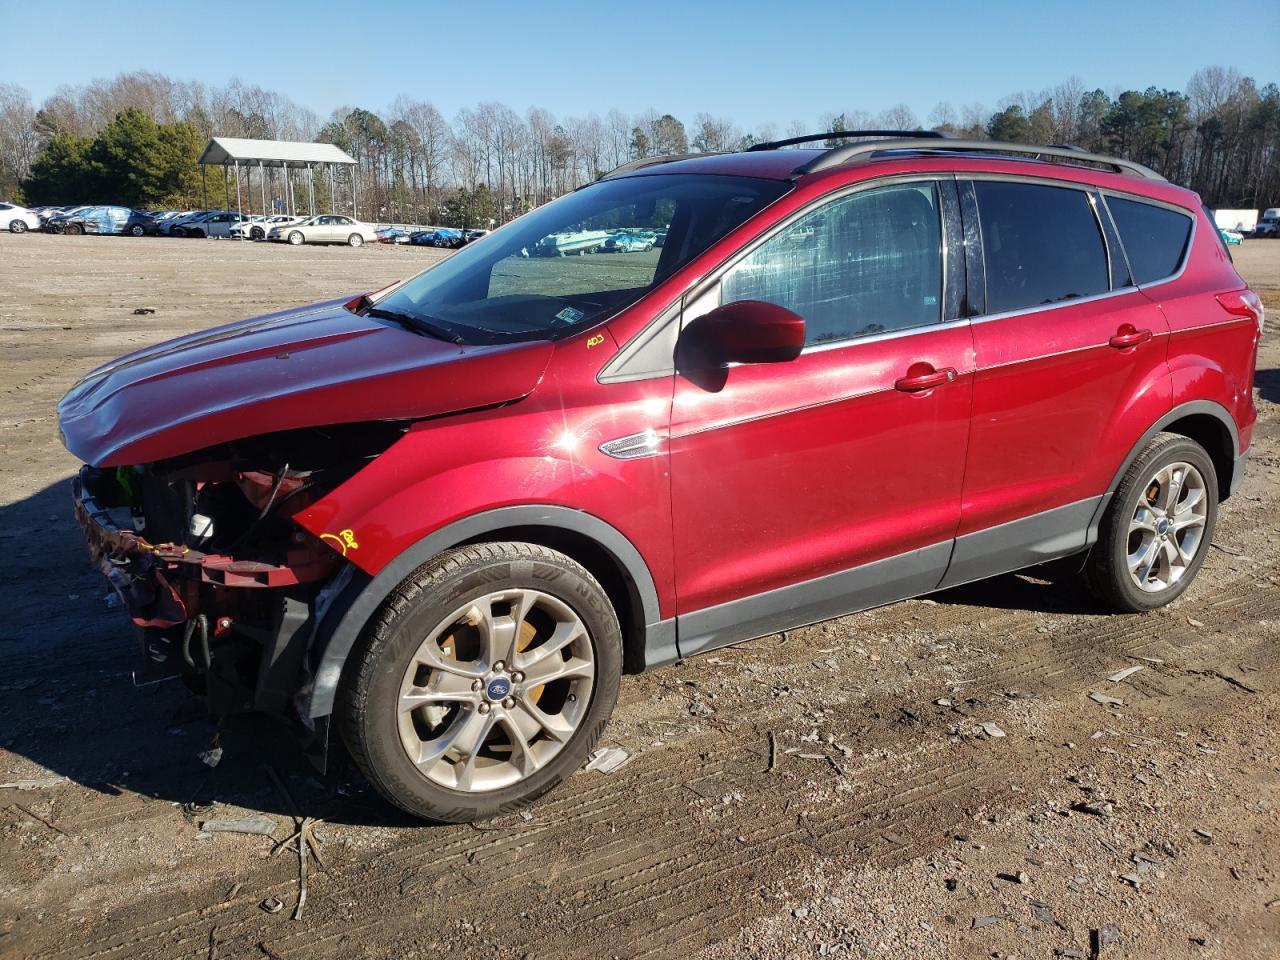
0, 776, 68, 790
1088, 692, 1125, 707
1107, 665, 1143, 683
978, 721, 1006, 738
132, 307, 156, 314
1187, 617, 1205, 628
971, 914, 1005, 929
1210, 541, 1245, 556
584, 745, 632, 774
199, 815, 278, 836
1071, 800, 1114, 817
260, 897, 284, 914
197, 747, 223, 768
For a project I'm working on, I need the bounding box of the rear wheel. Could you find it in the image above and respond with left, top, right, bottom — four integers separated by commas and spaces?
288, 230, 304, 245
128, 224, 145, 237
338, 542, 622, 822
10, 220, 28, 234
250, 227, 264, 240
65, 223, 83, 235
189, 228, 205, 239
1083, 433, 1218, 612
348, 232, 364, 247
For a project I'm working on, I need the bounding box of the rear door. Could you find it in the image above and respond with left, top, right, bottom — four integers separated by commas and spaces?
942, 177, 1171, 586
670, 178, 975, 655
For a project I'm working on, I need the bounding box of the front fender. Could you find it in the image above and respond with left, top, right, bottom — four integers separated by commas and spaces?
300, 504, 665, 719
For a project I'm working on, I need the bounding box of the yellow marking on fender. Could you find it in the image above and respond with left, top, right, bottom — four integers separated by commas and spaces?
320, 529, 360, 556
587, 334, 605, 349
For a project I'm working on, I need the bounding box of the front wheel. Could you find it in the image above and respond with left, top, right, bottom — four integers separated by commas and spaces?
250, 227, 264, 240
338, 542, 622, 822
348, 232, 364, 247
1083, 433, 1218, 612
287, 230, 304, 245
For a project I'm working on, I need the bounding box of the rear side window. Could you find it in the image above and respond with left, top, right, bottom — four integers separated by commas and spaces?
974, 181, 1109, 314
1107, 196, 1193, 283
721, 181, 943, 346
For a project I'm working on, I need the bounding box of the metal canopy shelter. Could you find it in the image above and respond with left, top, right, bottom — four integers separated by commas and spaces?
197, 137, 359, 219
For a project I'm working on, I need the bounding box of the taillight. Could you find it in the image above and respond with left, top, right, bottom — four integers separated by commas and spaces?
1217, 289, 1265, 334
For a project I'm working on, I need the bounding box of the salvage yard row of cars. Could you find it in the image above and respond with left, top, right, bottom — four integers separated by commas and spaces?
0, 201, 488, 248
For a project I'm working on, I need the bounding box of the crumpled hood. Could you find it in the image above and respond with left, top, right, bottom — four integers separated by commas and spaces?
58, 297, 554, 466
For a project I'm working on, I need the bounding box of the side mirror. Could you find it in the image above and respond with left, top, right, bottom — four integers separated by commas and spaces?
684, 299, 806, 366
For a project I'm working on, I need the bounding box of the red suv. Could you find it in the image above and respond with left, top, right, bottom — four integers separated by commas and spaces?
60, 133, 1263, 821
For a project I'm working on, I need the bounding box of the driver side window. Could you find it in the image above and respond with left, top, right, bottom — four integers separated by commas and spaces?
721, 182, 943, 346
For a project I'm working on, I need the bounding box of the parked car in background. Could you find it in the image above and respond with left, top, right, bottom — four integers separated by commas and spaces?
46, 205, 132, 235
58, 133, 1263, 823
42, 206, 91, 233
409, 228, 460, 247
181, 211, 251, 238
605, 231, 656, 253
230, 215, 303, 240
0, 202, 41, 233
267, 214, 378, 246
120, 210, 160, 236
534, 228, 611, 255
1220, 228, 1243, 246
376, 225, 411, 244
155, 210, 197, 234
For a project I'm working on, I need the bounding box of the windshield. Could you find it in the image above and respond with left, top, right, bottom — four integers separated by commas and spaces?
368, 173, 789, 344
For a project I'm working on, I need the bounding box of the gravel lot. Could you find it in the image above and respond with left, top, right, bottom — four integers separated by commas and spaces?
0, 235, 1277, 960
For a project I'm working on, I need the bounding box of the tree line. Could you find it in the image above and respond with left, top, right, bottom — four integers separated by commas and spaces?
1, 67, 1276, 226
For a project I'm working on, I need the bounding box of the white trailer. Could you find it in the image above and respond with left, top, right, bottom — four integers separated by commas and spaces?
1212, 208, 1258, 234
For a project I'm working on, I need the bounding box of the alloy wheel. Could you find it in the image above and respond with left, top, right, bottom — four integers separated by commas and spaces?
1126, 461, 1208, 592
396, 588, 595, 793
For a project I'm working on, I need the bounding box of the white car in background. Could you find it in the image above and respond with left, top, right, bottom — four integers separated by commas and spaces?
0, 202, 41, 233
267, 214, 379, 247
231, 215, 305, 240
180, 211, 251, 238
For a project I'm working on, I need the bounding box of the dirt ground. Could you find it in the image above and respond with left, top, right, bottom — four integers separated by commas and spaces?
0, 234, 1277, 960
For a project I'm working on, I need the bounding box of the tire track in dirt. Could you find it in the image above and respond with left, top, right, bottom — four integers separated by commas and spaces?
61, 559, 1278, 960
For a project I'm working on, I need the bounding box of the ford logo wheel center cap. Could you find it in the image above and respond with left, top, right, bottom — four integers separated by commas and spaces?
486, 676, 512, 701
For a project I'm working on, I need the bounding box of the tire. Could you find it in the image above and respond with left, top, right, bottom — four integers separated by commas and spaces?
129, 224, 145, 237
10, 220, 28, 234
1083, 432, 1218, 612
348, 233, 364, 247
251, 227, 264, 240
288, 230, 304, 245
189, 228, 205, 239
66, 223, 83, 235
338, 542, 622, 822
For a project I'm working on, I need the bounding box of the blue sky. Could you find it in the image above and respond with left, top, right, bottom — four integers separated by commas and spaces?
5, 0, 1277, 127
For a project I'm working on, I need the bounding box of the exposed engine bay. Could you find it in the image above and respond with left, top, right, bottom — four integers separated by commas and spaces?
72, 421, 406, 722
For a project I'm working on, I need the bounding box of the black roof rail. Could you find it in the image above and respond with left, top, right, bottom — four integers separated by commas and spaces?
747, 130, 948, 152
793, 138, 1165, 181
595, 153, 710, 182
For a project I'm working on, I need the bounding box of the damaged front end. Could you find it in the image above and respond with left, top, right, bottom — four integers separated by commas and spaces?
71, 422, 402, 739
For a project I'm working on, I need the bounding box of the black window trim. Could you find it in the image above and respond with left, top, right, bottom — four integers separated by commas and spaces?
1098, 190, 1198, 290
599, 173, 966, 382
957, 173, 1145, 326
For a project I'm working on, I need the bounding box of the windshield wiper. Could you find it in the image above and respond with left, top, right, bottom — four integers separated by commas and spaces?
368, 307, 466, 345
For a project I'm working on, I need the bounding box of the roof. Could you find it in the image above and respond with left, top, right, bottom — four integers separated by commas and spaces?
610, 150, 825, 181
197, 137, 357, 168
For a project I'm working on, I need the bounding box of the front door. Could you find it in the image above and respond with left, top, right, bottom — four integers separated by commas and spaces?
669, 180, 975, 656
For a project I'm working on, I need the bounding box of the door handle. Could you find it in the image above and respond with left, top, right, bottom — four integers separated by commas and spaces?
1108, 326, 1152, 349
895, 365, 957, 392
